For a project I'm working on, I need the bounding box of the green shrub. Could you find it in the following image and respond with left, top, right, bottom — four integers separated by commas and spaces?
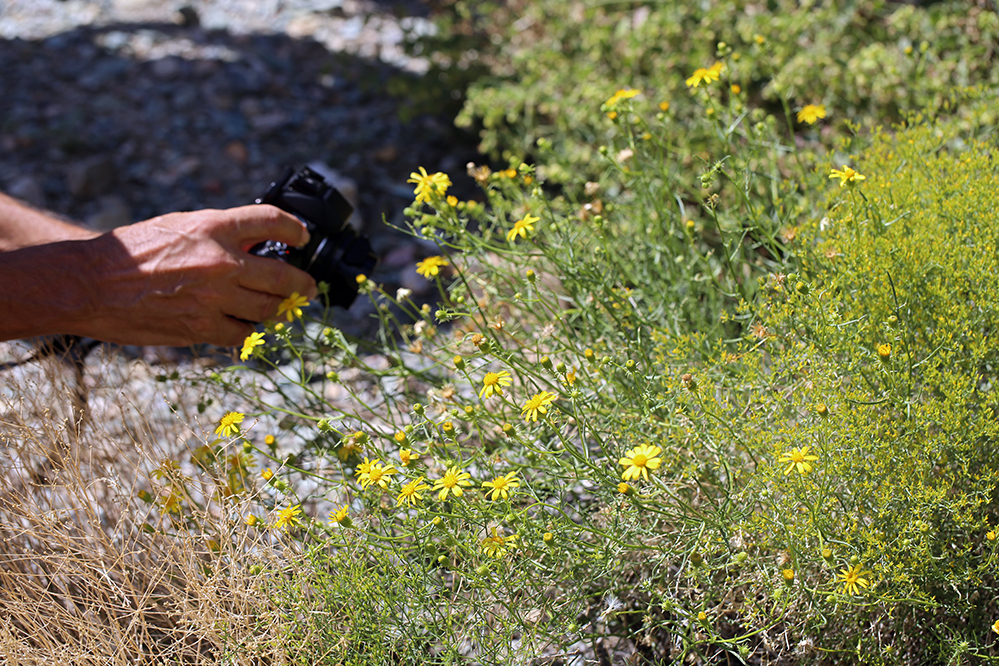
435, 0, 999, 190
125, 14, 999, 657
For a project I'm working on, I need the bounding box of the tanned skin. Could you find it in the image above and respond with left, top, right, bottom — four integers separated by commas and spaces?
0, 192, 316, 346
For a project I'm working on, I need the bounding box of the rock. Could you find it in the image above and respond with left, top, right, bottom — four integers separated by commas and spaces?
67, 156, 117, 199
6, 175, 46, 208
224, 141, 249, 164
380, 243, 416, 269
372, 144, 398, 162
151, 157, 201, 187
85, 195, 132, 231
151, 57, 182, 79
176, 5, 200, 27
250, 112, 290, 134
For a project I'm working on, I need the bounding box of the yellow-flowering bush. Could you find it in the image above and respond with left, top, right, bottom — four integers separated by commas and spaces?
138, 75, 999, 666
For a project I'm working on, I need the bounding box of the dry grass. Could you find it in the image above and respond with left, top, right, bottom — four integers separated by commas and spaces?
0, 342, 308, 665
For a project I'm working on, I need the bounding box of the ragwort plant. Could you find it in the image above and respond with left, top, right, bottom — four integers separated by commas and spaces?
171, 74, 816, 663
154, 76, 999, 665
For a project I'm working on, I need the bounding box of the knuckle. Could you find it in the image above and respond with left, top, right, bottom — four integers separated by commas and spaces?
224, 324, 254, 347
257, 204, 284, 225
257, 294, 281, 321
186, 315, 215, 340
270, 267, 295, 294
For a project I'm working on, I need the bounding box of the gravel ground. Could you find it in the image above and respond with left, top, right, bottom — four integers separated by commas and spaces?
0, 0, 480, 342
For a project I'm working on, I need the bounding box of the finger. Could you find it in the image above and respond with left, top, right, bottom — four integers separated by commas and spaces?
213, 316, 257, 347
217, 204, 310, 249
237, 254, 317, 299
221, 288, 285, 324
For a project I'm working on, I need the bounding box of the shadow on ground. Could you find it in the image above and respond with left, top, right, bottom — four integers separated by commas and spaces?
0, 20, 481, 342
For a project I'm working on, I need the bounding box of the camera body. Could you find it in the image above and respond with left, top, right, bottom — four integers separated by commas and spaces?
251, 166, 376, 308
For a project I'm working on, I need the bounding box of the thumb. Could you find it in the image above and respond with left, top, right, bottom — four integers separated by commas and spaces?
221, 204, 310, 249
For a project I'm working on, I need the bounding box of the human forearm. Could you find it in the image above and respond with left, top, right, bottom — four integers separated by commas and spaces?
0, 192, 98, 251
0, 239, 99, 341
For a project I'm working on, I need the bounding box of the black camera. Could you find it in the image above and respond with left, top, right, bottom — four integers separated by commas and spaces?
251, 165, 376, 308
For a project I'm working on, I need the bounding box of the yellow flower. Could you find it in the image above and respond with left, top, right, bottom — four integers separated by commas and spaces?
262, 467, 274, 481
829, 165, 866, 187
482, 471, 520, 501
617, 482, 632, 495
274, 504, 302, 530
160, 492, 182, 514
416, 256, 449, 278
781, 568, 795, 583
328, 505, 350, 526
619, 444, 663, 481
507, 213, 540, 242
480, 526, 517, 558
837, 563, 872, 595
215, 411, 245, 437
877, 343, 892, 361
433, 466, 472, 500
408, 166, 451, 204
337, 439, 362, 461
605, 88, 639, 107
356, 458, 397, 489
659, 101, 670, 112
686, 62, 723, 88
988, 530, 997, 541
446, 195, 458, 206
399, 448, 416, 466
521, 391, 558, 422
397, 477, 430, 506
797, 104, 827, 125
264, 434, 276, 447
244, 514, 260, 526
479, 370, 513, 399
277, 292, 310, 321
730, 84, 741, 94
778, 446, 819, 475
239, 331, 266, 361
993, 619, 999, 634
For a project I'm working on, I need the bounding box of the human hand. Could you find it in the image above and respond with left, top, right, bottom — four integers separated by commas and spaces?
74, 204, 317, 346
